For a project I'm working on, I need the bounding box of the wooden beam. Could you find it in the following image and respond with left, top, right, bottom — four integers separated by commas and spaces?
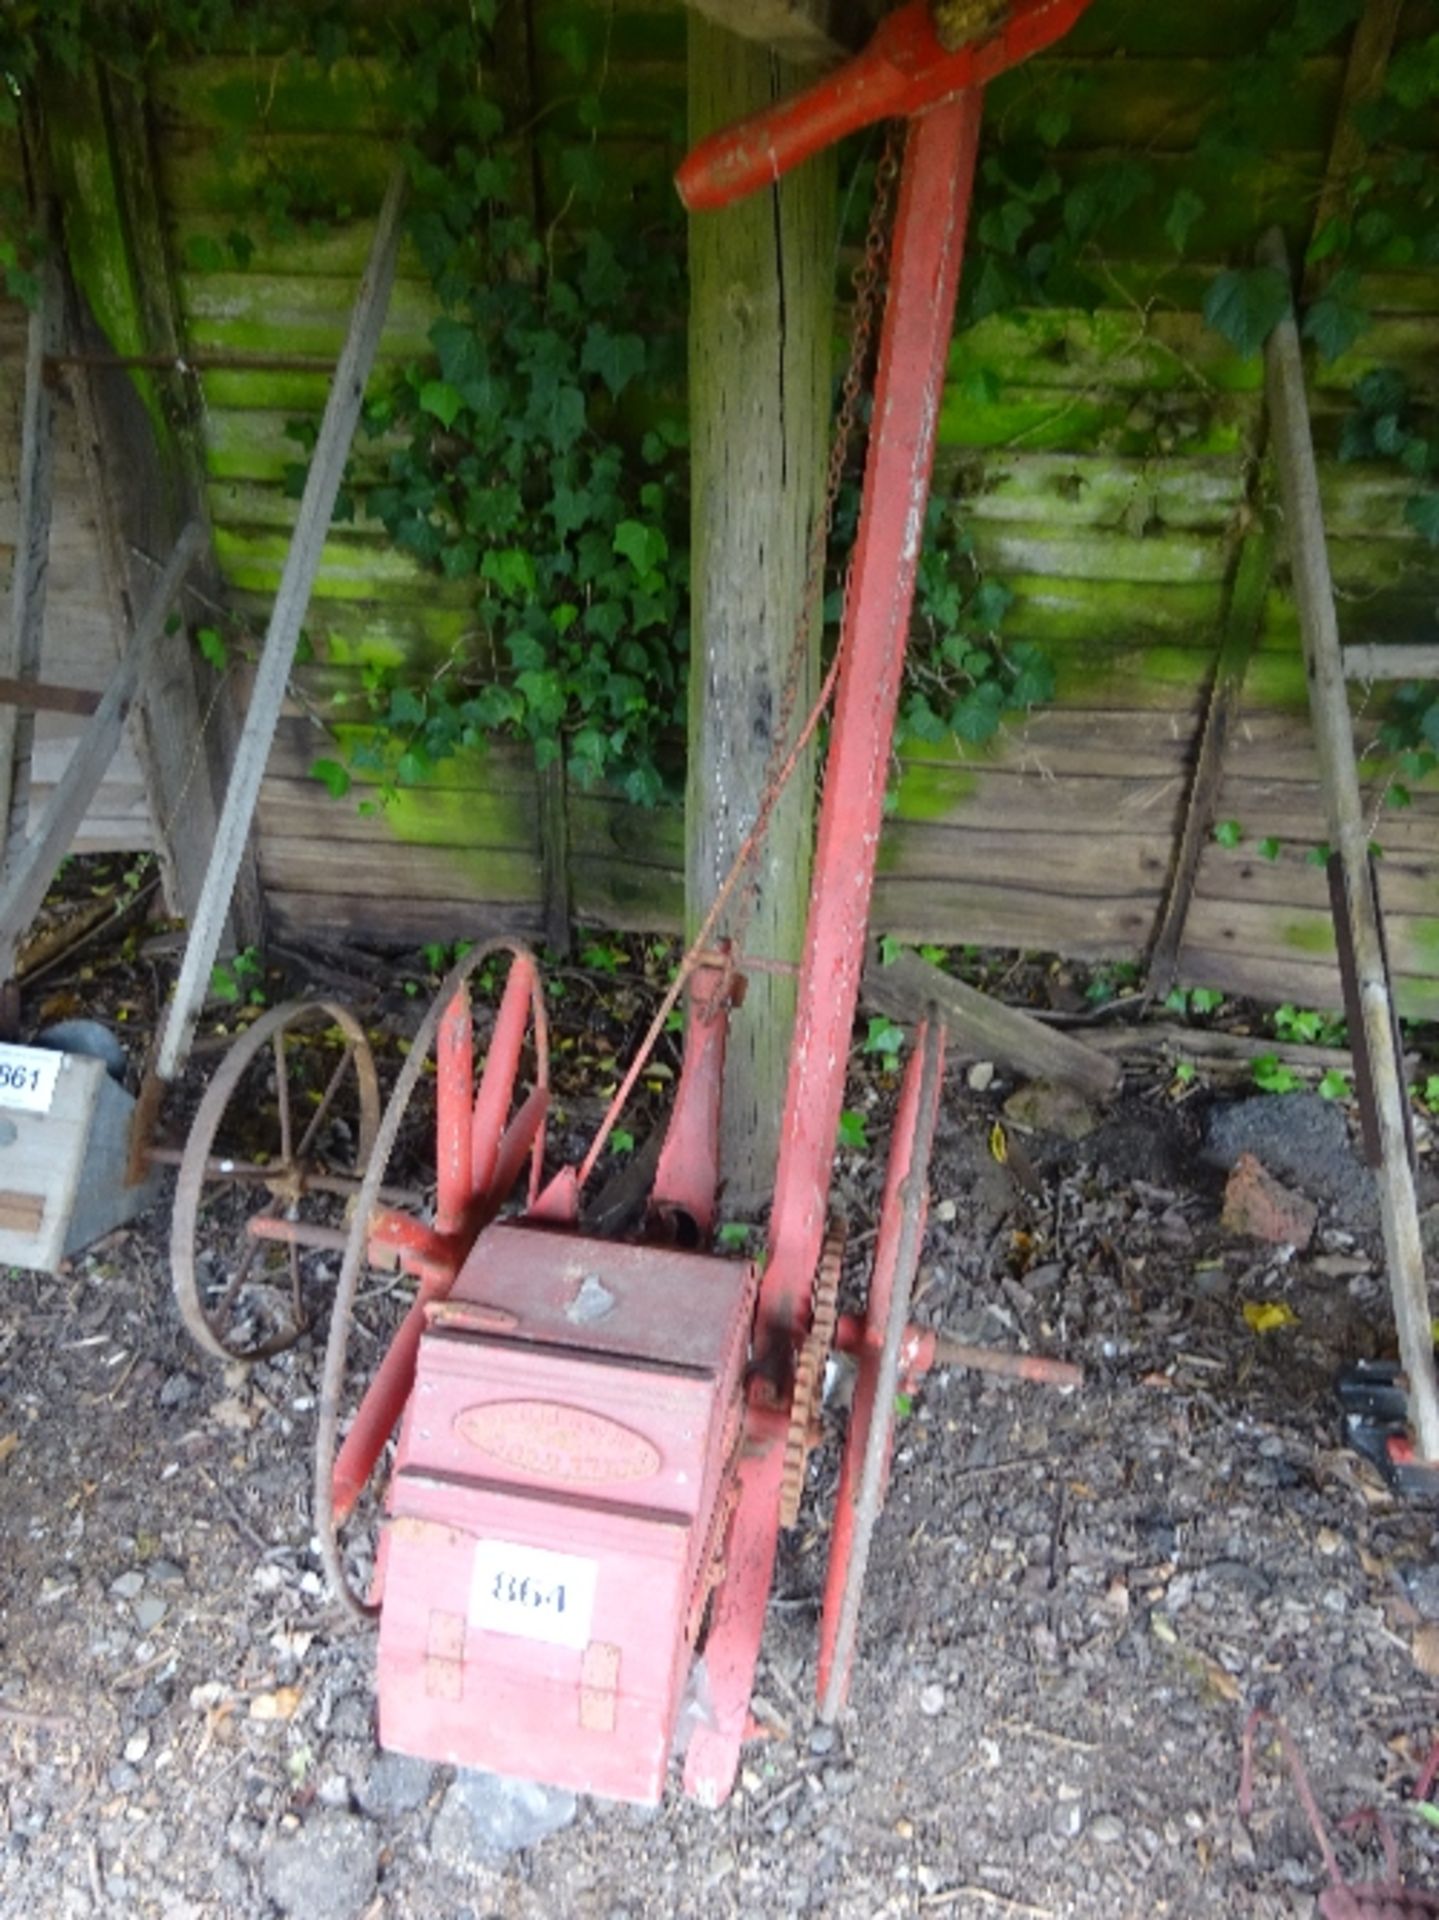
683, 0, 850, 65
1261, 226, 1439, 1463
1147, 526, 1272, 997
0, 196, 62, 871
1343, 644, 1439, 682
0, 525, 203, 977
862, 946, 1121, 1101
155, 164, 407, 1083
0, 679, 102, 719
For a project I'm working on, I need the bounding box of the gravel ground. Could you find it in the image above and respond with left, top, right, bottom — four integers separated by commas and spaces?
3, 984, 1439, 1919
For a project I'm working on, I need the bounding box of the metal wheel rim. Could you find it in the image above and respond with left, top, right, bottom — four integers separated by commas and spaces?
170, 998, 380, 1364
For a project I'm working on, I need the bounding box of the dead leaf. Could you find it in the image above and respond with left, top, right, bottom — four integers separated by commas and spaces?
249, 1686, 303, 1723
0, 1431, 19, 1467
1413, 1624, 1439, 1679
1242, 1300, 1298, 1335
209, 1395, 258, 1433
988, 1121, 1008, 1165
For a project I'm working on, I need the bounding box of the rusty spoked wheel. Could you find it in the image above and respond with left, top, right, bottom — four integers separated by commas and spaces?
170, 1000, 381, 1364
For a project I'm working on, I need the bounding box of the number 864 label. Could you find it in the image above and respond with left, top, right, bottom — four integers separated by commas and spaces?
469, 1540, 598, 1650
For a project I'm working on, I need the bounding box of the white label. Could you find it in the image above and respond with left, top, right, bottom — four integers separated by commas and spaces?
468, 1539, 597, 1650
0, 1045, 62, 1115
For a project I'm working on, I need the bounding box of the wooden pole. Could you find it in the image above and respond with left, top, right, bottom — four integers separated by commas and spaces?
0, 524, 204, 975
686, 15, 836, 1207
155, 164, 407, 1082
1260, 226, 1439, 1461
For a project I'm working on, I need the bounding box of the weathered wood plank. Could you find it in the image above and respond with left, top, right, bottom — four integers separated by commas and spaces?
0, 525, 204, 975
871, 879, 1157, 956
940, 450, 1243, 532
157, 163, 408, 1082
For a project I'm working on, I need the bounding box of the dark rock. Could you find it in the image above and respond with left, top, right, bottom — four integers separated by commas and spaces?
1203, 1094, 1374, 1226
260, 1811, 379, 1920
356, 1750, 435, 1820
429, 1771, 576, 1872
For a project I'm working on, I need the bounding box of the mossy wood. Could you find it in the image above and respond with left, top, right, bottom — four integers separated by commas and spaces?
8, 0, 1439, 1019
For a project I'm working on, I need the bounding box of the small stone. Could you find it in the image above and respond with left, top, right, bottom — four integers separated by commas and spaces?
1050, 1799, 1085, 1840
808, 1725, 836, 1757
1221, 1153, 1317, 1250
260, 1811, 379, 1920
1004, 1081, 1098, 1142
356, 1750, 435, 1820
131, 1682, 170, 1723
107, 1763, 140, 1794
123, 1730, 150, 1764
148, 1560, 185, 1588
1091, 1814, 1124, 1846
133, 1596, 168, 1633
429, 1771, 576, 1873
919, 1683, 946, 1718
110, 1572, 144, 1603
158, 1373, 198, 1410
967, 1062, 995, 1094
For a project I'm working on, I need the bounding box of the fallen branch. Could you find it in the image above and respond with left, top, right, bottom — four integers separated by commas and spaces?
863, 947, 1120, 1101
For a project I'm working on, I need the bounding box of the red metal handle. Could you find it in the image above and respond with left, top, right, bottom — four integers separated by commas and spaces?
676, 0, 1096, 212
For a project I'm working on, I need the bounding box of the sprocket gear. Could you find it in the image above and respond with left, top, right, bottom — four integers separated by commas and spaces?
779, 1223, 845, 1528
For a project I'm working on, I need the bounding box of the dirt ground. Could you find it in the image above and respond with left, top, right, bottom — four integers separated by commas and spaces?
4, 927, 1439, 1919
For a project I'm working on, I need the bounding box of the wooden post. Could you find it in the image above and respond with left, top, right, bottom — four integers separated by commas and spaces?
155, 165, 407, 1083
0, 524, 204, 976
1261, 226, 1439, 1462
0, 207, 62, 870
687, 15, 836, 1208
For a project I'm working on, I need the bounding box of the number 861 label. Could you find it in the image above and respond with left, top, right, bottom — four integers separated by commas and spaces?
0, 1045, 61, 1115
469, 1540, 598, 1649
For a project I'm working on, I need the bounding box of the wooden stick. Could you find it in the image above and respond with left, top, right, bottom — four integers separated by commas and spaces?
1147, 528, 1271, 996
863, 945, 1121, 1101
0, 206, 62, 873
1261, 226, 1439, 1461
154, 163, 407, 1083
0, 525, 204, 975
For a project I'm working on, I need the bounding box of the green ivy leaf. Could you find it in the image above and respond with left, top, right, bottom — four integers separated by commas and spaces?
1163, 188, 1206, 256
1203, 266, 1292, 359
1257, 836, 1281, 860
419, 380, 463, 429
1302, 272, 1369, 363
195, 626, 228, 670
482, 547, 537, 598
310, 757, 351, 800
1213, 819, 1244, 848
837, 1110, 869, 1151
581, 325, 646, 399
613, 520, 668, 578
